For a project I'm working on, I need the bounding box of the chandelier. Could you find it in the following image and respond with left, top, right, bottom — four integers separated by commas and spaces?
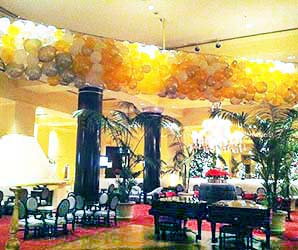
192, 118, 245, 153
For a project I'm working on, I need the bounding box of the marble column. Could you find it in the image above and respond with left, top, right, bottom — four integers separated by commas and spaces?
74, 86, 102, 203
143, 107, 163, 195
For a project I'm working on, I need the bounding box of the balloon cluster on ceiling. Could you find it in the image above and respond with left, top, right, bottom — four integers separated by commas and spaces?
0, 16, 297, 106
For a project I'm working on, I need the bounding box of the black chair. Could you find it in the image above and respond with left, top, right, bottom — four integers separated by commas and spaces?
175, 184, 184, 193
236, 186, 244, 200
26, 197, 42, 219
0, 191, 3, 218
219, 224, 253, 249
18, 201, 44, 239
44, 199, 69, 237
66, 196, 76, 231
93, 196, 119, 226
73, 195, 91, 224
128, 186, 142, 203
39, 188, 50, 206
107, 184, 115, 194
67, 192, 76, 198
4, 189, 28, 215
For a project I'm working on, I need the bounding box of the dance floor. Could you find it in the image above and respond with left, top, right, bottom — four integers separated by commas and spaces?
1, 205, 298, 250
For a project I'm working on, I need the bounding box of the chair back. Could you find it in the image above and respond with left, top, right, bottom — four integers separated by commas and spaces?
107, 184, 115, 194
193, 185, 200, 191
19, 201, 26, 219
257, 187, 266, 195
99, 193, 109, 205
20, 189, 28, 203
26, 197, 38, 213
0, 190, 3, 203
137, 183, 143, 189
109, 196, 119, 211
57, 199, 70, 217
176, 184, 184, 193
67, 196, 76, 211
235, 186, 244, 196
67, 192, 76, 198
41, 188, 50, 200
130, 186, 141, 195
75, 195, 85, 210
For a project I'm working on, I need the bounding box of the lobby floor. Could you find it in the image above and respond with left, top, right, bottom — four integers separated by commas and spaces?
50, 224, 287, 250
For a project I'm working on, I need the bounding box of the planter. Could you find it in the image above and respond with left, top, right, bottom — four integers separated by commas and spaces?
271, 210, 287, 235
117, 201, 136, 219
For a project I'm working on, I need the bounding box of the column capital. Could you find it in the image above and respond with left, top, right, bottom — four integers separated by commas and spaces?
142, 106, 163, 114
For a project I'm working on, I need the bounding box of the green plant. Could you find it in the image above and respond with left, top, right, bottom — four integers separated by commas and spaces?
166, 137, 226, 190
211, 104, 298, 211
230, 156, 242, 177
75, 101, 181, 203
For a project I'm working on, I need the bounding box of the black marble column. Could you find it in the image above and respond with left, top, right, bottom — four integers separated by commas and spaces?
143, 108, 162, 194
74, 86, 102, 203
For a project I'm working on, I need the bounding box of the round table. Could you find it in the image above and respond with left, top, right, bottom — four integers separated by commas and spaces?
199, 183, 237, 204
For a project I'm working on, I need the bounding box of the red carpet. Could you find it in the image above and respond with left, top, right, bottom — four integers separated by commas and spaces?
0, 205, 298, 250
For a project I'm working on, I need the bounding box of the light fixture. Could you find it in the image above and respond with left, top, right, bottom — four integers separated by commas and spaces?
148, 5, 155, 11
194, 46, 200, 52
245, 23, 253, 29
215, 41, 221, 48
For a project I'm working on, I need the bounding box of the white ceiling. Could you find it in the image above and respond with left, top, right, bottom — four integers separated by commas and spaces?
2, 0, 298, 62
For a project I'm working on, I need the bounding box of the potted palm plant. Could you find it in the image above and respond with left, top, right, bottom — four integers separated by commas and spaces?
211, 103, 298, 234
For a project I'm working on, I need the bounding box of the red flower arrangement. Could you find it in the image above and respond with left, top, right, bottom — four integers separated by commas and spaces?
205, 168, 229, 177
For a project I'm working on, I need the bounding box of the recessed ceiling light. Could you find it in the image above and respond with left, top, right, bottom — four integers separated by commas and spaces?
148, 5, 155, 11
245, 23, 253, 29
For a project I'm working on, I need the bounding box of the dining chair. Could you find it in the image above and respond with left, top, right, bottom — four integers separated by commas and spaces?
26, 197, 42, 219
93, 196, 119, 226
44, 199, 70, 237
0, 190, 3, 218
39, 188, 50, 206
66, 195, 76, 231
18, 201, 44, 239
4, 189, 28, 215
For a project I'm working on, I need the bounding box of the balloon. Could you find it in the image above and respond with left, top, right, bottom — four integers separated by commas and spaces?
81, 45, 93, 56
234, 87, 246, 99
25, 65, 42, 80
6, 63, 24, 78
70, 38, 85, 55
74, 76, 86, 88
14, 50, 27, 64
142, 65, 151, 73
91, 63, 103, 74
38, 46, 56, 62
255, 81, 267, 93
90, 51, 102, 64
27, 53, 39, 66
60, 69, 76, 85
0, 17, 10, 33
24, 39, 42, 53
42, 62, 58, 77
230, 97, 242, 105
55, 53, 73, 70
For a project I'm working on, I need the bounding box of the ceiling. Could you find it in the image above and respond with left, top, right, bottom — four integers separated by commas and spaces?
2, 0, 298, 62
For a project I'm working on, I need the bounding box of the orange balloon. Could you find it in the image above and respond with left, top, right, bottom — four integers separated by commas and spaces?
73, 55, 92, 76
234, 87, 246, 99
255, 81, 267, 94
84, 37, 96, 49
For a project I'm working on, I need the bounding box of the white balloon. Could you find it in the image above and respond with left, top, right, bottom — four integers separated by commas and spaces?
0, 17, 10, 33
90, 51, 102, 63
12, 20, 25, 30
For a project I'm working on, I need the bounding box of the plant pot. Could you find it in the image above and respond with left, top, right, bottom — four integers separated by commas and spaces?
117, 201, 136, 219
271, 210, 287, 235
